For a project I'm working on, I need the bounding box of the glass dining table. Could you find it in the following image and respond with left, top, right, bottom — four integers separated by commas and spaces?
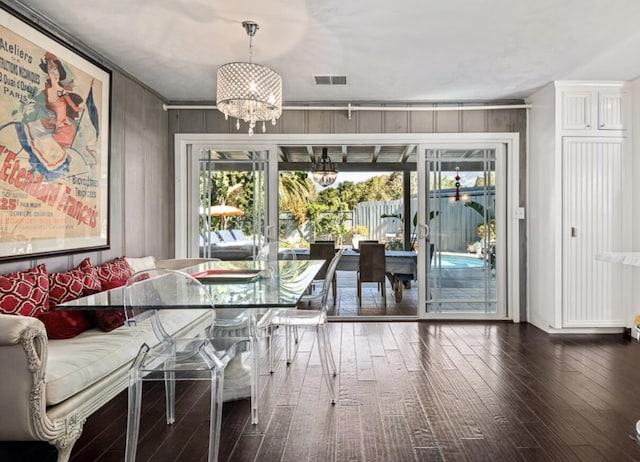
56, 259, 325, 425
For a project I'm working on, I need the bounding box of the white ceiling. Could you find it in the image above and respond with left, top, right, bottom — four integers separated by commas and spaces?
16, 0, 640, 103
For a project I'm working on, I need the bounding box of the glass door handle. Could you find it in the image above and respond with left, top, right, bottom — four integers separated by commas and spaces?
417, 223, 430, 239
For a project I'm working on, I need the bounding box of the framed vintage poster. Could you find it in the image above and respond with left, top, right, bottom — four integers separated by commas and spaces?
0, 6, 110, 260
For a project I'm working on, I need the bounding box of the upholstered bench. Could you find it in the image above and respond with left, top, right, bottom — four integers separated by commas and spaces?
0, 256, 250, 462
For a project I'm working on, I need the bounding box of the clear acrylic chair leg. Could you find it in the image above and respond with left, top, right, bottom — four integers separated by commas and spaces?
317, 324, 336, 404
165, 370, 176, 424
322, 323, 337, 376
125, 370, 143, 462
208, 369, 223, 462
268, 328, 275, 374
285, 325, 293, 364
250, 334, 259, 425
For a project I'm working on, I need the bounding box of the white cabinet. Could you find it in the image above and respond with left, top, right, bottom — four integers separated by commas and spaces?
561, 91, 592, 130
560, 86, 628, 133
561, 137, 627, 327
527, 81, 632, 333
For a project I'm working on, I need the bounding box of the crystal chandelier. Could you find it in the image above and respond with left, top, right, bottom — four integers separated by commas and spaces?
216, 21, 282, 135
311, 148, 338, 187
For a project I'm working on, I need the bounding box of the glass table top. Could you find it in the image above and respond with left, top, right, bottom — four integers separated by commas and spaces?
56, 260, 324, 310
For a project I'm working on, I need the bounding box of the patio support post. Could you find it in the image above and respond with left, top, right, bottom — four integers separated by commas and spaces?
403, 171, 412, 251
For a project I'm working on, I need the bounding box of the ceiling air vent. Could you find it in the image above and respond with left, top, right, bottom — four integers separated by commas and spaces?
314, 75, 347, 85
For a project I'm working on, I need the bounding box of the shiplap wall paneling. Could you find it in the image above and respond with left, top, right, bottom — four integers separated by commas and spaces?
562, 138, 626, 327
204, 109, 229, 133
123, 78, 146, 256
383, 110, 410, 133
334, 110, 358, 133
435, 105, 461, 132
462, 109, 487, 132
143, 86, 170, 258
279, 110, 306, 133
307, 110, 332, 133
357, 111, 384, 133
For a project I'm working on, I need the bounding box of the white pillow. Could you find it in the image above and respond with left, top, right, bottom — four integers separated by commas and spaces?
125, 256, 157, 274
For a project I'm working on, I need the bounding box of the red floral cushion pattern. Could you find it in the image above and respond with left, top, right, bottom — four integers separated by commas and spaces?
36, 310, 92, 339
0, 264, 49, 317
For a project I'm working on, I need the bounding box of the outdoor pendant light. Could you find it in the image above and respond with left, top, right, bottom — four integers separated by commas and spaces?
310, 147, 338, 187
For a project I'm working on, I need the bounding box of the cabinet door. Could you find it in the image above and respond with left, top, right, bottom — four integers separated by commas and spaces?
598, 90, 626, 130
561, 91, 592, 130
562, 138, 627, 327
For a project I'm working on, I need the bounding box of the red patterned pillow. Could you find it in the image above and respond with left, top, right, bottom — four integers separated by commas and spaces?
85, 256, 132, 287
77, 257, 131, 332
36, 310, 92, 339
45, 268, 94, 338
48, 269, 85, 307
0, 264, 49, 317
77, 265, 102, 295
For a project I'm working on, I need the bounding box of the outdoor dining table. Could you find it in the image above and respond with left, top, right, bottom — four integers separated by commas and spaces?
56, 259, 325, 425
290, 248, 418, 302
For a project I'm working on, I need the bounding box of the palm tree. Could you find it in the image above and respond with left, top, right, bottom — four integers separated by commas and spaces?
279, 172, 313, 224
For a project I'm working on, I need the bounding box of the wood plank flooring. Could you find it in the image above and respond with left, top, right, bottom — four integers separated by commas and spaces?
3, 322, 640, 461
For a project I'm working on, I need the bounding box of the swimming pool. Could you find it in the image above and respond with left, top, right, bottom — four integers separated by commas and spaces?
433, 254, 485, 269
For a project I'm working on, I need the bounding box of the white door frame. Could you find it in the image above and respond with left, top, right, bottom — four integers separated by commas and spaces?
174, 132, 520, 321
417, 141, 514, 320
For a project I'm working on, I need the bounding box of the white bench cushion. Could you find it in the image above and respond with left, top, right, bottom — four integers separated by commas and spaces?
45, 309, 208, 405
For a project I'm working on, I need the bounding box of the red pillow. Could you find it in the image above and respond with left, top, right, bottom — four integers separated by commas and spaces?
36, 310, 92, 339
77, 258, 131, 332
48, 269, 85, 307
77, 264, 102, 295
44, 269, 93, 338
82, 256, 132, 287
0, 264, 49, 317
90, 280, 128, 332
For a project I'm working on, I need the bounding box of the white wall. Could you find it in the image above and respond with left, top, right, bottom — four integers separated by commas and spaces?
526, 83, 559, 331
632, 77, 640, 318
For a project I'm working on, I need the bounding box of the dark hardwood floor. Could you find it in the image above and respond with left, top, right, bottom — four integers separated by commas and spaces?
3, 322, 640, 462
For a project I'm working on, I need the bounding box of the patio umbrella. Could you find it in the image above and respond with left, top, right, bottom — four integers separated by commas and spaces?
200, 205, 244, 230
199, 205, 244, 217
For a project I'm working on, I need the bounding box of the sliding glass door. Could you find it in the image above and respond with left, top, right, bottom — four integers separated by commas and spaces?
196, 149, 268, 260
417, 144, 507, 319
174, 139, 278, 260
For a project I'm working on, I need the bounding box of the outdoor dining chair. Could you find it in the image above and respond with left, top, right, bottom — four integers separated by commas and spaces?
309, 240, 338, 303
357, 242, 387, 308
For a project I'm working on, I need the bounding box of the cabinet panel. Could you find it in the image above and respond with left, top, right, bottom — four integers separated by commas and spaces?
561, 91, 592, 130
598, 91, 625, 130
562, 138, 626, 327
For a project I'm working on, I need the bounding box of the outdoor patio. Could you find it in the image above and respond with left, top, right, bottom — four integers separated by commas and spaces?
318, 264, 495, 318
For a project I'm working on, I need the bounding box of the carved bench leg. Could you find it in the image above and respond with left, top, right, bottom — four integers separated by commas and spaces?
52, 419, 84, 462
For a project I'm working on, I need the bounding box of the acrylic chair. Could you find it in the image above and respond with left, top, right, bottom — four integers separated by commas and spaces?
123, 268, 250, 462
262, 249, 344, 403
357, 242, 387, 307
253, 241, 297, 369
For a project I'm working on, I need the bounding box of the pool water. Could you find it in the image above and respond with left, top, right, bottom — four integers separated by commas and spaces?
433, 254, 485, 268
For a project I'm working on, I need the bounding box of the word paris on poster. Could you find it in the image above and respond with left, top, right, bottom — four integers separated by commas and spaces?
0, 6, 110, 260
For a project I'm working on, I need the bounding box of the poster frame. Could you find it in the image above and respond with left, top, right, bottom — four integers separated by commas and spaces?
0, 4, 111, 261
